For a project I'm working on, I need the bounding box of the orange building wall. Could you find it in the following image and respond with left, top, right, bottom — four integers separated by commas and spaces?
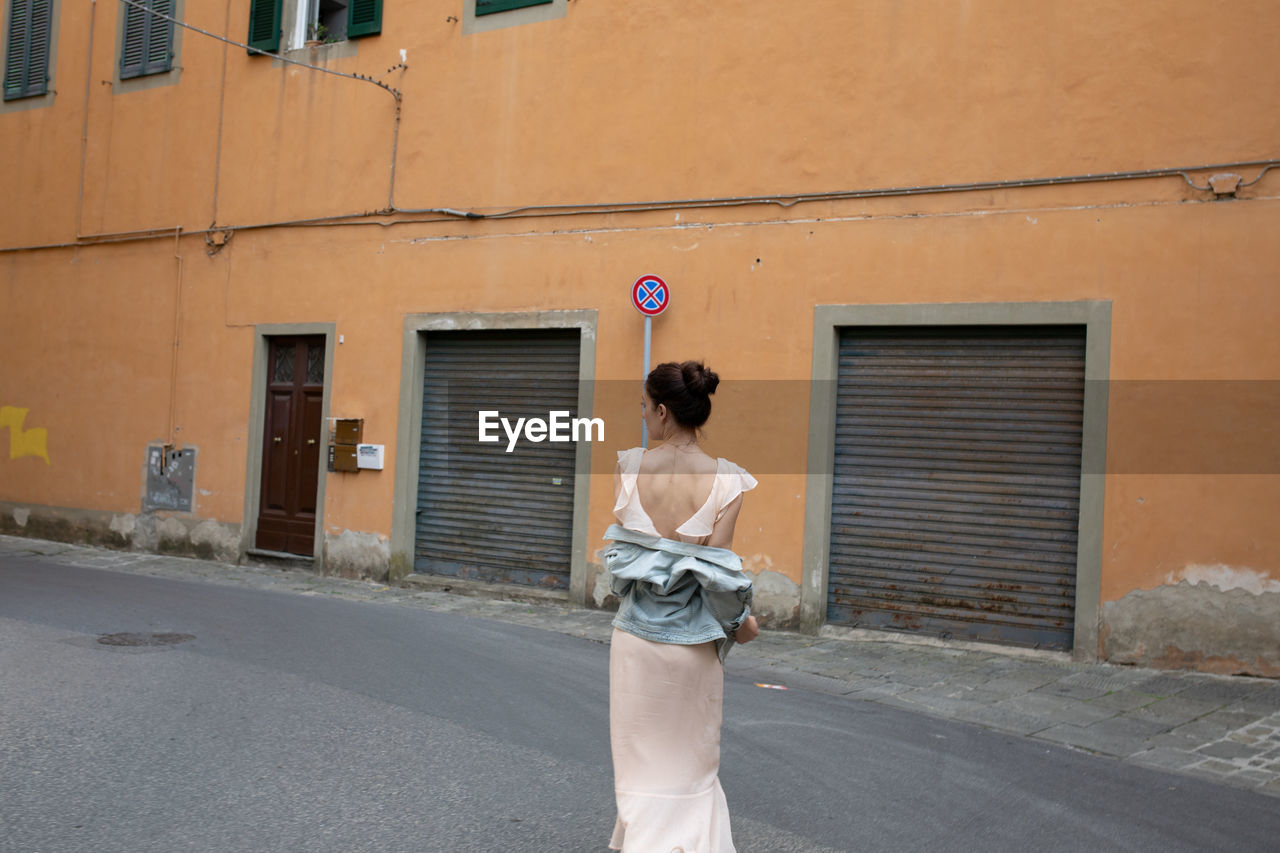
6, 1, 1279, 240
2, 1, 1277, 672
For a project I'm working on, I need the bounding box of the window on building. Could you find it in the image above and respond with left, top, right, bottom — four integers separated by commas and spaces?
308, 0, 346, 43
119, 0, 175, 80
247, 0, 280, 53
344, 0, 381, 38
476, 0, 551, 15
3, 0, 53, 100
465, 0, 563, 35
247, 0, 379, 54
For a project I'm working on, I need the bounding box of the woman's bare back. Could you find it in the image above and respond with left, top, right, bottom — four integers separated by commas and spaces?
634, 445, 719, 540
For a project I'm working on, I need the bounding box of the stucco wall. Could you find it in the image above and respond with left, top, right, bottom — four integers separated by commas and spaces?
2, 1, 1278, 671
4, 1, 1279, 242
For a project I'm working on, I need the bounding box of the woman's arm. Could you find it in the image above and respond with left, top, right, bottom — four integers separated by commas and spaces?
706, 494, 742, 549
606, 460, 631, 598
707, 494, 759, 643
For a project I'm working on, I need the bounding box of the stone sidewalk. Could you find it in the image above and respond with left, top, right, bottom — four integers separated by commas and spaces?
4, 533, 1278, 799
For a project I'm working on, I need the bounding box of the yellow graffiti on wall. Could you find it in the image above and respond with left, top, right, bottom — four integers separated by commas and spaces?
0, 407, 50, 464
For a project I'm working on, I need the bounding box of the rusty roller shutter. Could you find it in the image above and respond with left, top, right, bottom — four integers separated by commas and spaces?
828, 326, 1086, 650
415, 330, 580, 589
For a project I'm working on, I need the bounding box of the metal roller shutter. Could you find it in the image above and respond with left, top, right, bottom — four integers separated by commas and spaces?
828, 325, 1086, 649
415, 330, 580, 589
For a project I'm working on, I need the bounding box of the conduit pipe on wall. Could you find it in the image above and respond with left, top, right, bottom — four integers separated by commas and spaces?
166, 229, 186, 446
453, 159, 1280, 220
74, 0, 97, 240
9, 156, 1273, 255
209, 0, 232, 228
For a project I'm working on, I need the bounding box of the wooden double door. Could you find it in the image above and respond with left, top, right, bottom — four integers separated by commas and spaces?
256, 336, 325, 555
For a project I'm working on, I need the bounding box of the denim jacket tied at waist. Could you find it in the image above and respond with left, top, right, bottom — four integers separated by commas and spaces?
603, 523, 753, 664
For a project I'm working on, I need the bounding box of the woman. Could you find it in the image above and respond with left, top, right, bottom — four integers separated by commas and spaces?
604, 360, 759, 853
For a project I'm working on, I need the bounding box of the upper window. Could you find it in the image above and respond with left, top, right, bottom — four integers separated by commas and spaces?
309, 0, 348, 43
247, 0, 281, 52
248, 0, 380, 54
3, 0, 53, 101
476, 0, 551, 15
119, 0, 174, 80
464, 0, 564, 36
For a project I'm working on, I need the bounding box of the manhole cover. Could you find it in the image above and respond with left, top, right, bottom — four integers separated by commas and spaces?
97, 632, 196, 647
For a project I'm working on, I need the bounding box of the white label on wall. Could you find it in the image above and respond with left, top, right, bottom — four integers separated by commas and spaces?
356, 444, 384, 470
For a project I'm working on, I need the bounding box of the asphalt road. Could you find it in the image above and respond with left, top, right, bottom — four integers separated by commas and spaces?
3, 555, 1278, 853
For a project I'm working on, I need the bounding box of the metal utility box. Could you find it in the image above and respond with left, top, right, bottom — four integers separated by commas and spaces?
334, 419, 363, 445
143, 444, 197, 511
331, 418, 364, 473
332, 444, 358, 472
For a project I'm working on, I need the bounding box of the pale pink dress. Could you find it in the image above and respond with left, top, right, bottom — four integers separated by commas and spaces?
609, 447, 757, 853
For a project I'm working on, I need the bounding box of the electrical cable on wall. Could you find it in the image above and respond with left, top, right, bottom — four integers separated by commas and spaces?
5, 154, 1279, 255
117, 0, 402, 98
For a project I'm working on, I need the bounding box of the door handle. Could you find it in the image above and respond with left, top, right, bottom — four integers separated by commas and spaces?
306, 439, 316, 445
273, 436, 282, 443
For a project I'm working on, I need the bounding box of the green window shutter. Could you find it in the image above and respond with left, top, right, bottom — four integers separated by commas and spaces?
145, 0, 175, 74
119, 2, 146, 77
346, 0, 381, 39
247, 0, 281, 54
4, 0, 52, 101
3, 0, 33, 99
120, 0, 172, 80
25, 0, 50, 94
476, 0, 552, 16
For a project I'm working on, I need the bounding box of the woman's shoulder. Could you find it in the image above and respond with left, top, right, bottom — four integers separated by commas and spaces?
715, 457, 754, 476
615, 446, 645, 470
715, 458, 759, 492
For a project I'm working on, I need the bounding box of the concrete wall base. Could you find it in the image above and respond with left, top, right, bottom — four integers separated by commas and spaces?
0, 503, 399, 583
323, 529, 391, 582
1102, 581, 1280, 678
399, 571, 570, 604
0, 501, 242, 564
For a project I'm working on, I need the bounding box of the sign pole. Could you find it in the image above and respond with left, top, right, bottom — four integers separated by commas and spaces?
630, 274, 670, 450
642, 314, 652, 448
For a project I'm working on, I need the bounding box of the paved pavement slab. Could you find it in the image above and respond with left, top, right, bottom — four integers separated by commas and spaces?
1034, 716, 1171, 757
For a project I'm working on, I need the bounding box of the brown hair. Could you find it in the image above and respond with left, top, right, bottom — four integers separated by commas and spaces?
645, 360, 720, 428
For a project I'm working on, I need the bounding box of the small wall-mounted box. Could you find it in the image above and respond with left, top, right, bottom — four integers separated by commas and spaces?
356, 444, 384, 470
332, 444, 359, 472
331, 418, 365, 473
334, 419, 363, 445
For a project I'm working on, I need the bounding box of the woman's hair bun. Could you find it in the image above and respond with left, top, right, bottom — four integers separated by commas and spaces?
681, 361, 719, 396
645, 360, 719, 428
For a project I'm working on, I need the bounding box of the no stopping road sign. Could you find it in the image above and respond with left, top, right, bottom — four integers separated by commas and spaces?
631, 275, 670, 316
